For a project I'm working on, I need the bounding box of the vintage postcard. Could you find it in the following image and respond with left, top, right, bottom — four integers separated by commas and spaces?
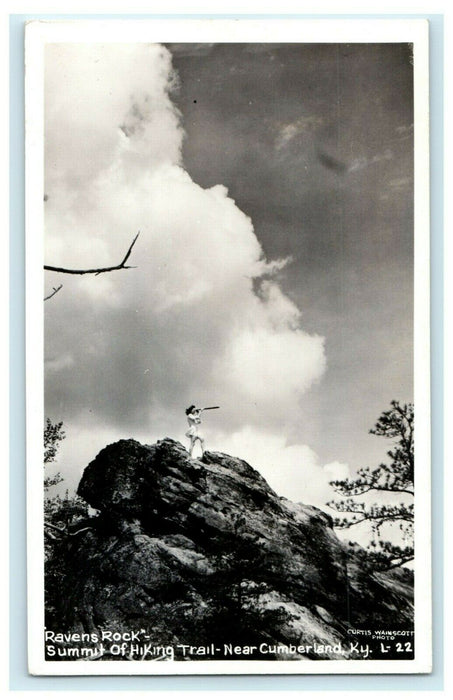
25, 19, 431, 675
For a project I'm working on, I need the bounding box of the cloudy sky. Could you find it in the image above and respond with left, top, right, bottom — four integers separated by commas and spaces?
44, 42, 413, 512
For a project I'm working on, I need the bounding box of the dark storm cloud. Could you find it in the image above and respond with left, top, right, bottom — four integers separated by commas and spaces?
166, 43, 215, 57
167, 42, 414, 468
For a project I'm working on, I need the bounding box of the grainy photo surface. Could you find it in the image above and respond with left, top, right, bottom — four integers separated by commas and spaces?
26, 20, 431, 676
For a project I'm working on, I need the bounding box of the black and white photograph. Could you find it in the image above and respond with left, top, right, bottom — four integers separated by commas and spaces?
25, 19, 431, 675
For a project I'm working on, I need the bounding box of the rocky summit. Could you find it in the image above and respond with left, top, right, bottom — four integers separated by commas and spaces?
46, 438, 414, 662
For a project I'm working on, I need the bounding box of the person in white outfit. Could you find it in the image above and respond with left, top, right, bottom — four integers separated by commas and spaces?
185, 405, 205, 457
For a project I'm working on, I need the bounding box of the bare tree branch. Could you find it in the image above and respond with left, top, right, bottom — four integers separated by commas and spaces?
44, 284, 63, 301
44, 232, 140, 276
44, 522, 66, 534
44, 521, 94, 537
384, 556, 414, 570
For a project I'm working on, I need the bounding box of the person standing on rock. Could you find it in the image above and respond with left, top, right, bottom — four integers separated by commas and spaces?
185, 405, 205, 457
185, 405, 219, 457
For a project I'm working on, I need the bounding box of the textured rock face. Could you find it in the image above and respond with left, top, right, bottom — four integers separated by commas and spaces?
49, 438, 413, 660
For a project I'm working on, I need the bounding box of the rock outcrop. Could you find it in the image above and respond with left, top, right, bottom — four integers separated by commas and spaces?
46, 438, 414, 662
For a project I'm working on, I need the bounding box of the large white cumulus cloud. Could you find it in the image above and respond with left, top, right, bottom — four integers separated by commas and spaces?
44, 43, 329, 504
45, 44, 182, 193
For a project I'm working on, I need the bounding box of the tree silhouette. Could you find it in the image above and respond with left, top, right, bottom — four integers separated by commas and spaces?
44, 420, 90, 629
327, 401, 414, 570
44, 418, 65, 489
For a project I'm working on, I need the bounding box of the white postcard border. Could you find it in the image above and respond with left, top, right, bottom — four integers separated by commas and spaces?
25, 17, 431, 676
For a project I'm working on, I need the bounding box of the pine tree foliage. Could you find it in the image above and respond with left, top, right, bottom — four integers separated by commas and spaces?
44, 419, 88, 535
44, 418, 66, 490
44, 420, 90, 626
327, 401, 414, 570
44, 418, 66, 464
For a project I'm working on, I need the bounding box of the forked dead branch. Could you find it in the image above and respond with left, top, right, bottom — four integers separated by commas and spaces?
44, 232, 140, 299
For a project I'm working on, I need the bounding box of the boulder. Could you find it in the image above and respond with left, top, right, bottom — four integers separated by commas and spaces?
46, 438, 414, 661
